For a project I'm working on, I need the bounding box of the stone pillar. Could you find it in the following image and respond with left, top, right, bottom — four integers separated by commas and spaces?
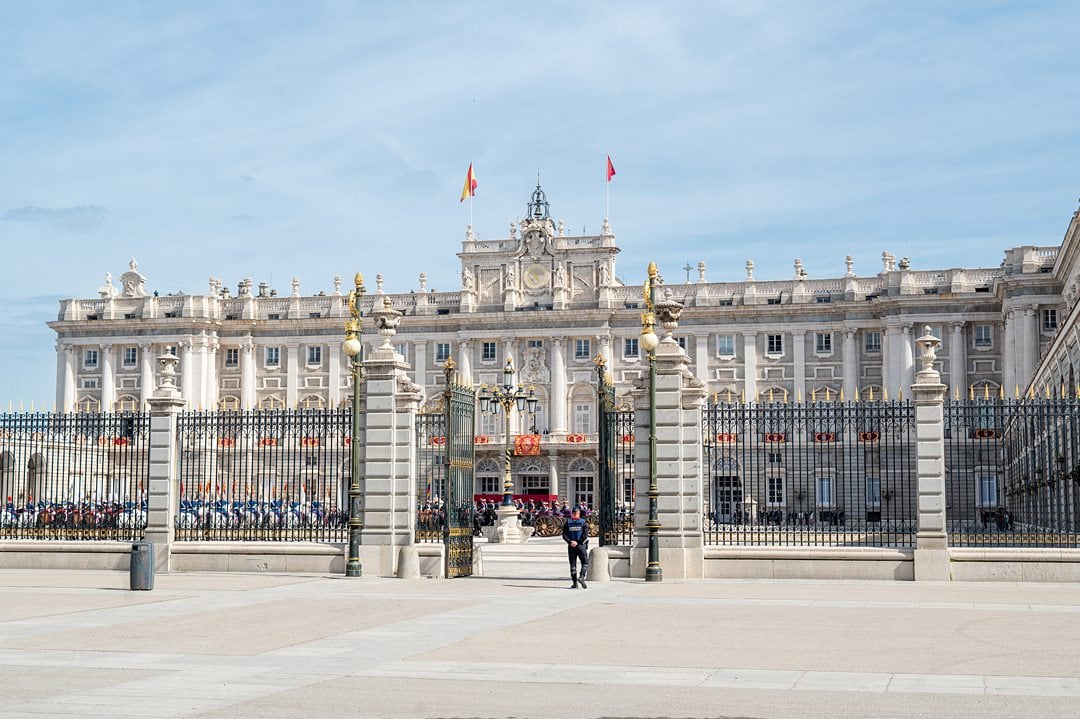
742, 331, 758, 401
900, 324, 915, 398
630, 294, 708, 579
286, 343, 300, 409
61, 345, 76, 412
179, 341, 193, 408
886, 325, 903, 399
145, 352, 186, 573
457, 339, 473, 385
598, 335, 613, 376
911, 326, 950, 581
240, 341, 256, 410
792, 332, 806, 401
842, 329, 858, 400
99, 344, 115, 412
550, 337, 567, 434
1021, 307, 1038, 388
949, 322, 966, 399
139, 342, 154, 409
328, 342, 342, 408
360, 301, 424, 575
413, 340, 428, 392
881, 325, 892, 398
1003, 310, 1016, 396
694, 333, 710, 388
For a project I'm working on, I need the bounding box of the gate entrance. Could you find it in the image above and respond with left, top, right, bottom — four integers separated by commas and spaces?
442, 361, 476, 577
597, 355, 635, 546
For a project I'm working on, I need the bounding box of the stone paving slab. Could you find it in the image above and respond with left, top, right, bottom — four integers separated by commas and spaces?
0, 569, 1078, 718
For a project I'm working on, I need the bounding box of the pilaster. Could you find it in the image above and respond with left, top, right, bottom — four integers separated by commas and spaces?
145, 353, 185, 573
550, 337, 567, 434
742, 332, 758, 401
911, 326, 950, 581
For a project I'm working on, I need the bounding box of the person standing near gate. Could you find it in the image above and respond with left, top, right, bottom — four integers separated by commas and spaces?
562, 508, 589, 589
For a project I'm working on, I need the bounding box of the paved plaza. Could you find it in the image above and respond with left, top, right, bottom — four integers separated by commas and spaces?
1, 549, 1079, 718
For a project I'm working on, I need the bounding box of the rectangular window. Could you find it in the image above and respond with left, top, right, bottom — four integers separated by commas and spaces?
573, 476, 595, 508
624, 338, 639, 358
527, 339, 543, 349
865, 331, 882, 353
815, 295, 831, 304
394, 343, 408, 358
225, 348, 239, 367
766, 334, 783, 355
522, 475, 549, 494
574, 338, 591, 360
1043, 309, 1058, 332
478, 476, 501, 494
435, 342, 451, 362
84, 349, 99, 368
866, 477, 881, 507
766, 297, 781, 305
816, 476, 833, 506
767, 477, 784, 505
676, 337, 687, 351
265, 347, 280, 367
480, 412, 497, 437
768, 452, 783, 465
481, 341, 497, 362
978, 476, 999, 508
716, 334, 735, 356
307, 346, 322, 366
573, 403, 593, 434
122, 347, 138, 366
974, 325, 992, 348
80, 378, 99, 389
815, 332, 832, 354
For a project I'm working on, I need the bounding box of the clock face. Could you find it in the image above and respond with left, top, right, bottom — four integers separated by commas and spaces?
523, 263, 550, 291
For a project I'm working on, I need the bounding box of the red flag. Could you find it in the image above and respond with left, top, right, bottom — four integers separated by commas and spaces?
460, 163, 478, 202
606, 155, 616, 182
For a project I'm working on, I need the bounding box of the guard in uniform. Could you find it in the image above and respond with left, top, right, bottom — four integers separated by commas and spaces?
562, 508, 589, 589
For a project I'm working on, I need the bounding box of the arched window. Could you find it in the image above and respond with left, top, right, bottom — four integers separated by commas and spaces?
27, 453, 46, 501
568, 457, 596, 474
77, 396, 100, 413
258, 395, 285, 410
300, 395, 326, 410
0, 450, 14, 471
475, 457, 501, 495
515, 457, 549, 495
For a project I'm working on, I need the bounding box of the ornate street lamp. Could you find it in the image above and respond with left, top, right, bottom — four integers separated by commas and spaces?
342, 273, 365, 577
641, 262, 662, 582
478, 358, 539, 537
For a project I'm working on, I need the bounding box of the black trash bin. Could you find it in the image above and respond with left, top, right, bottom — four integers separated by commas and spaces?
130, 540, 154, 591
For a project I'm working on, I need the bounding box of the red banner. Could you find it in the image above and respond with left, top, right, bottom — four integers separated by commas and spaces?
514, 434, 541, 456
715, 432, 736, 444
857, 431, 880, 443
259, 437, 278, 447
475, 435, 490, 444
620, 434, 635, 444
814, 432, 836, 443
430, 436, 446, 446
301, 436, 320, 447
218, 437, 236, 447
565, 433, 586, 444
764, 432, 786, 443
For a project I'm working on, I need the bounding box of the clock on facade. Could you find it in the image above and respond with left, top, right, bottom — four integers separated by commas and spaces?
523, 263, 550, 291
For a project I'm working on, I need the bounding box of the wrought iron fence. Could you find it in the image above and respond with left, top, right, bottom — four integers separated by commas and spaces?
945, 398, 1080, 547
703, 400, 917, 547
175, 409, 349, 541
0, 411, 149, 540
415, 411, 446, 542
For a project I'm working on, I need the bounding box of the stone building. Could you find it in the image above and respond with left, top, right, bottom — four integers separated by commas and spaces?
47, 185, 1075, 505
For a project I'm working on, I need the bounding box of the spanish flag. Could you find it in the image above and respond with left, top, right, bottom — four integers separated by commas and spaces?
460, 163, 478, 202
606, 154, 616, 182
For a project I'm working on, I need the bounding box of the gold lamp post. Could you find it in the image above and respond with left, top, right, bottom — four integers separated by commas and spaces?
640, 262, 662, 582
342, 273, 365, 577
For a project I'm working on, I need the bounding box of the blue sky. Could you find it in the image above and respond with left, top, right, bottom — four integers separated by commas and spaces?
1, 1, 1078, 405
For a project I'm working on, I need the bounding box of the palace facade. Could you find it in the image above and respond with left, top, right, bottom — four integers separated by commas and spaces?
47, 185, 1080, 503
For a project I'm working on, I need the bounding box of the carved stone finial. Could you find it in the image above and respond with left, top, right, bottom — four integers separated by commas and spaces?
375, 274, 384, 294
899, 256, 911, 271
916, 325, 941, 377
291, 277, 301, 297
155, 351, 181, 398
420, 272, 429, 292
509, 221, 517, 239
794, 258, 805, 279
371, 297, 403, 350
697, 261, 707, 283
332, 275, 342, 295
654, 291, 684, 341
238, 279, 253, 298
745, 259, 755, 282
845, 255, 854, 277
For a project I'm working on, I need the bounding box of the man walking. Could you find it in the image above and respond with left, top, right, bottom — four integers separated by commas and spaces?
562, 508, 589, 589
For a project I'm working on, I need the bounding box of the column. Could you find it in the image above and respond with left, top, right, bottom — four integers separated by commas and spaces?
139, 342, 155, 409
61, 345, 76, 412
328, 342, 342, 407
842, 329, 858, 400
694, 333, 710, 386
598, 335, 613, 377
240, 341, 256, 410
457, 339, 473, 385
1003, 311, 1016, 396
885, 325, 902, 399
413, 340, 428, 394
100, 344, 115, 412
629, 313, 708, 579
792, 331, 806, 401
1021, 307, 1038, 388
550, 337, 567, 434
54, 342, 65, 411
179, 341, 194, 408
204, 341, 219, 409
900, 324, 915, 397
911, 326, 950, 581
950, 323, 966, 399
286, 343, 299, 408
359, 333, 424, 574
881, 325, 891, 398
742, 332, 758, 401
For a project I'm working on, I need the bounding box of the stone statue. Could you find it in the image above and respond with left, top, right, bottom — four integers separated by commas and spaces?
745, 260, 755, 281
119, 258, 148, 298
291, 277, 301, 297
419, 272, 428, 292
98, 273, 117, 299
557, 219, 565, 236
332, 275, 342, 295
461, 267, 474, 292
845, 256, 854, 277
697, 261, 707, 283
505, 265, 516, 290
554, 264, 566, 289
794, 258, 806, 279
598, 262, 611, 288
